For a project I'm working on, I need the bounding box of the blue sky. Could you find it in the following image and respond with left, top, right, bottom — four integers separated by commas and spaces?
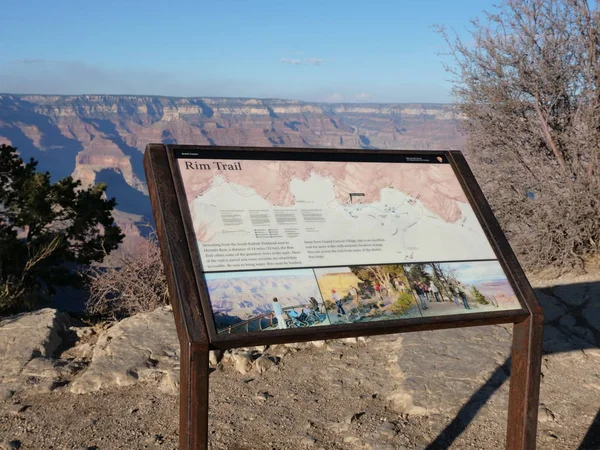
0, 0, 498, 103
435, 261, 508, 285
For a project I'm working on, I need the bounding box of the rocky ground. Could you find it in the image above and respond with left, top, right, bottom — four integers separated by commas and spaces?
0, 274, 598, 450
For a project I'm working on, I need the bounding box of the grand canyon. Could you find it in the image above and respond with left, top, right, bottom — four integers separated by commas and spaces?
0, 94, 464, 238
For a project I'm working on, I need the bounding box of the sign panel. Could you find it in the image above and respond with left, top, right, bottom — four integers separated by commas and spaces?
173, 149, 524, 336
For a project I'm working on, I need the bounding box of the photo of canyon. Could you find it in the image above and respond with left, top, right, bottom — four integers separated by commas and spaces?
204, 269, 330, 334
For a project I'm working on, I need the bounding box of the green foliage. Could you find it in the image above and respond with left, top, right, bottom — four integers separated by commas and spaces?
470, 286, 489, 305
391, 292, 416, 315
350, 264, 407, 294
405, 264, 430, 285
0, 145, 124, 314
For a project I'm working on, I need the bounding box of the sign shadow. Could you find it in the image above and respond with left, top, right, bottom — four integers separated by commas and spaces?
426, 280, 600, 449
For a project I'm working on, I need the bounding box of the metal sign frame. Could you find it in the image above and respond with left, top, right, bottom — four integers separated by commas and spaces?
143, 144, 543, 450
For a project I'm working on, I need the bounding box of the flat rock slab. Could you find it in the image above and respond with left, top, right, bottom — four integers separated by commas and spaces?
396, 325, 513, 417
0, 308, 70, 383
70, 307, 180, 394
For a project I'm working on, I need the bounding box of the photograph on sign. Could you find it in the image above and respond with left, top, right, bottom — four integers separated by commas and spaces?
314, 265, 421, 324
402, 260, 521, 316
205, 269, 330, 334
177, 154, 524, 334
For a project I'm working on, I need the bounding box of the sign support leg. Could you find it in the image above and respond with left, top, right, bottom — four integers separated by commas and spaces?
179, 342, 210, 450
506, 314, 544, 449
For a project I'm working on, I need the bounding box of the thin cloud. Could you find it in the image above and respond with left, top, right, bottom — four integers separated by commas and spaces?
327, 93, 344, 102
0, 59, 244, 97
280, 57, 324, 66
306, 58, 323, 66
13, 58, 48, 64
355, 92, 372, 101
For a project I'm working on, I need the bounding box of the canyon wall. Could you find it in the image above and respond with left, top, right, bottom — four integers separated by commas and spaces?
0, 94, 465, 236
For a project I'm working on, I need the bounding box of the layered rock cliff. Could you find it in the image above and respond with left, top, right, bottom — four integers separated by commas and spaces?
0, 94, 465, 232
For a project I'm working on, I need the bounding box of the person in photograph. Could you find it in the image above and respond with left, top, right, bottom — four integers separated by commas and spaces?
490, 295, 499, 307
332, 289, 346, 316
457, 285, 471, 310
423, 283, 430, 301
299, 304, 312, 322
450, 284, 461, 306
414, 282, 428, 310
394, 278, 402, 291
429, 281, 440, 302
272, 297, 287, 329
374, 283, 384, 303
395, 278, 407, 292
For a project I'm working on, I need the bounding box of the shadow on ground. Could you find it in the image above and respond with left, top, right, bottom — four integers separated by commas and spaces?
425, 281, 600, 450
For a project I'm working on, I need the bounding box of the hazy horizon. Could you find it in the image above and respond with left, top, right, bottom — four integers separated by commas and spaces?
0, 91, 456, 105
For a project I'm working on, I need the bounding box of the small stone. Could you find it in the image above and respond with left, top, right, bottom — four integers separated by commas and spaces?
8, 404, 27, 415
254, 355, 276, 374
349, 411, 365, 423
343, 436, 361, 444
538, 404, 556, 423
0, 389, 15, 402
232, 352, 252, 375
254, 392, 268, 402
268, 345, 291, 359
310, 340, 326, 348
209, 350, 221, 366
73, 326, 94, 339
300, 436, 317, 446
376, 421, 397, 438
0, 440, 21, 450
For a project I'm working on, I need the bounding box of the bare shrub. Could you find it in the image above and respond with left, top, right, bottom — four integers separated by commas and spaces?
85, 233, 168, 320
439, 0, 600, 272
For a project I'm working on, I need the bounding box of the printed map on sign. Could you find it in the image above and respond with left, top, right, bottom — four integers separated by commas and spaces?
178, 159, 497, 272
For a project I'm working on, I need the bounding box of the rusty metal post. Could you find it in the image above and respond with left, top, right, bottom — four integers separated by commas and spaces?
179, 342, 210, 450
506, 313, 544, 449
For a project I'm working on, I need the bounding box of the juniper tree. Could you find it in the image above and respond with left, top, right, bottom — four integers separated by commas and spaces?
0, 144, 123, 313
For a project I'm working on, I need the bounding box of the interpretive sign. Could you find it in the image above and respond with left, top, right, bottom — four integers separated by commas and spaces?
176, 150, 524, 338
144, 145, 543, 450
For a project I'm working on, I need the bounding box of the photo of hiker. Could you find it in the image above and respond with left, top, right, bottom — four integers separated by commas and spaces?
402, 261, 522, 317
413, 281, 428, 310
331, 289, 346, 316
272, 297, 286, 329
204, 269, 331, 334
314, 265, 422, 325
429, 281, 441, 302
